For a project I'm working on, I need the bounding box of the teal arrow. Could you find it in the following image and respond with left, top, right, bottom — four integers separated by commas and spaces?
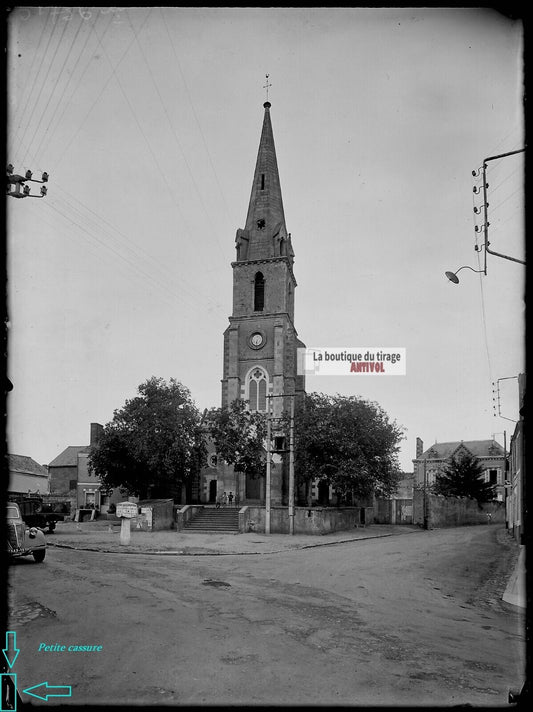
2, 631, 20, 668
22, 682, 72, 701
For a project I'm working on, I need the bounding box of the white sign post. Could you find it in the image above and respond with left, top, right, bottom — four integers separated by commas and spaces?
116, 502, 138, 546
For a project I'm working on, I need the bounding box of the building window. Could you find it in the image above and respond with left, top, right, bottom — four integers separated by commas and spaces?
69, 479, 77, 491
247, 367, 268, 412
254, 272, 265, 311
488, 469, 498, 484
261, 173, 265, 190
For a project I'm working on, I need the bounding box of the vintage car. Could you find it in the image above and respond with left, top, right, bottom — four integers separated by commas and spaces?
6, 502, 47, 562
9, 495, 70, 532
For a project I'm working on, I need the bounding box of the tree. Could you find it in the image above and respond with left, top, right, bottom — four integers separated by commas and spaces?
433, 452, 496, 504
293, 392, 404, 504
88, 377, 206, 501
205, 399, 267, 477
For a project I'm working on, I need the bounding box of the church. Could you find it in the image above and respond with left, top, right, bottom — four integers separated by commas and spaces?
197, 100, 306, 506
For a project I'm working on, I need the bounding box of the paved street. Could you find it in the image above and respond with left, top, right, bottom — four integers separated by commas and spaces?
7, 524, 525, 707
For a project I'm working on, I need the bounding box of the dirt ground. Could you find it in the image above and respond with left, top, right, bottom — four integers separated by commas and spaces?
7, 523, 525, 707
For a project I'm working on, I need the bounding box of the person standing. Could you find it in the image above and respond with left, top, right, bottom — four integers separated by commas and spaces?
228, 492, 234, 507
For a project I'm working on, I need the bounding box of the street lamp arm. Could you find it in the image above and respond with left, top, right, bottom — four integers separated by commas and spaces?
445, 265, 485, 283
485, 243, 526, 265
483, 147, 526, 164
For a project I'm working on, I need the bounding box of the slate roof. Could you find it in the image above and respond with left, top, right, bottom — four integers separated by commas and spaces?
48, 445, 89, 467
418, 440, 506, 460
8, 454, 48, 477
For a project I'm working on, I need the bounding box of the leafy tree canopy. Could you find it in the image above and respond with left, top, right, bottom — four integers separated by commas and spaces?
433, 452, 496, 504
293, 392, 404, 501
206, 399, 267, 477
88, 377, 206, 500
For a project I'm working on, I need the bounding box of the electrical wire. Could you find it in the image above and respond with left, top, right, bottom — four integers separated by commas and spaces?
38, 12, 116, 166
21, 14, 86, 167
52, 181, 227, 318
28, 14, 98, 165
123, 8, 227, 262
53, 8, 153, 171
9, 7, 56, 152
17, 16, 71, 168
41, 196, 217, 318
159, 7, 234, 226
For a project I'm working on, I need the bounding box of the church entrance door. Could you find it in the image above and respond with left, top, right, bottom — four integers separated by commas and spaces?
318, 481, 330, 506
209, 480, 217, 503
245, 474, 261, 500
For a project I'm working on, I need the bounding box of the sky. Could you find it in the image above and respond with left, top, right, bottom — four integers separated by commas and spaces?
6, 7, 525, 473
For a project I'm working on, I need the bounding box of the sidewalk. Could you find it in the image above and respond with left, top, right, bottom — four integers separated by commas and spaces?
47, 520, 421, 556
502, 544, 526, 609
47, 520, 525, 608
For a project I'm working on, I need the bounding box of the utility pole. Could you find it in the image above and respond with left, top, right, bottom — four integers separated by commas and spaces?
7, 164, 49, 199
504, 429, 508, 531
265, 392, 296, 535
288, 395, 295, 535
423, 458, 428, 530
265, 396, 272, 535
493, 430, 509, 528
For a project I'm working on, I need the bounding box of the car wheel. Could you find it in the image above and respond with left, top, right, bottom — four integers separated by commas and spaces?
33, 549, 46, 563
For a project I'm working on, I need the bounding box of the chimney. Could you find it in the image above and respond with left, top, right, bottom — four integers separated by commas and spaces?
90, 423, 103, 446
416, 437, 423, 459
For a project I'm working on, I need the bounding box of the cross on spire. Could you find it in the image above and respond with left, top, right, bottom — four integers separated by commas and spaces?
263, 74, 272, 102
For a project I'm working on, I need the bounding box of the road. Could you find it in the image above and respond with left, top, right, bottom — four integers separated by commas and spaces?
7, 524, 524, 707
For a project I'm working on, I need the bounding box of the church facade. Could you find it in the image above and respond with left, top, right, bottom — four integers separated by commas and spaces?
197, 101, 306, 506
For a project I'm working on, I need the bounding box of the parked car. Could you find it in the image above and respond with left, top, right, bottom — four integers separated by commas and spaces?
9, 495, 69, 532
6, 502, 46, 562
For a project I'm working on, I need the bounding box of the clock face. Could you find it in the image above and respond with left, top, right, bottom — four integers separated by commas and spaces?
250, 332, 264, 348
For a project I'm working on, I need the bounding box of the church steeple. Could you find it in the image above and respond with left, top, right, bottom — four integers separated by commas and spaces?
223, 97, 305, 420
235, 102, 293, 264
212, 92, 306, 507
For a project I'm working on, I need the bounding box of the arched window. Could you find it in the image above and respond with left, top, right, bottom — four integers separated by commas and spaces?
247, 368, 268, 412
254, 272, 265, 311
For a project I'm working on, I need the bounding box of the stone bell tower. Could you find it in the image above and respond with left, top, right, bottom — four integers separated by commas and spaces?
221, 100, 306, 502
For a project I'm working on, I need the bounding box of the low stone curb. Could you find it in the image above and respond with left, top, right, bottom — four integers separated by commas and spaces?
46, 530, 416, 556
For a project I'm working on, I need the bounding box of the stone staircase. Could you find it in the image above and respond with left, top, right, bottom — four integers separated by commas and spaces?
183, 507, 240, 534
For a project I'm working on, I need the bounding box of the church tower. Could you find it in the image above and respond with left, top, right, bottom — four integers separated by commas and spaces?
220, 100, 306, 502
222, 101, 305, 415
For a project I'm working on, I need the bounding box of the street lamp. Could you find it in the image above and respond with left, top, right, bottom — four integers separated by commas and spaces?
445, 148, 525, 283
445, 266, 485, 284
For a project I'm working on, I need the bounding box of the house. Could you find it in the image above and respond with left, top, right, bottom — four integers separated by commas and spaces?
412, 437, 507, 501
49, 422, 119, 514
8, 454, 50, 495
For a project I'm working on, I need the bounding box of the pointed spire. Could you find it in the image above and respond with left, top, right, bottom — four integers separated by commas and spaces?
241, 102, 289, 261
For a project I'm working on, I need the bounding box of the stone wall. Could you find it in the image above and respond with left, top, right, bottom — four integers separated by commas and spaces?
412, 491, 505, 528
239, 506, 372, 534
134, 499, 174, 531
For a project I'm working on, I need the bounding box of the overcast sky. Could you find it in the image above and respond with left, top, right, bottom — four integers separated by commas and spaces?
6, 7, 524, 473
